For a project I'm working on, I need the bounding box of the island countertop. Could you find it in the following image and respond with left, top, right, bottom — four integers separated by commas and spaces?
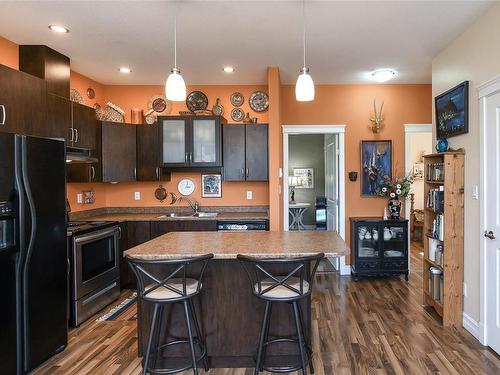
124, 231, 350, 260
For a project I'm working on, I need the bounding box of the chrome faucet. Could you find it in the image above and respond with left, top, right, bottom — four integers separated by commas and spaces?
169, 192, 200, 214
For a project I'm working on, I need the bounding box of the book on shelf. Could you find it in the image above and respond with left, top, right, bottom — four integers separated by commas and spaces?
427, 185, 444, 213
431, 214, 444, 241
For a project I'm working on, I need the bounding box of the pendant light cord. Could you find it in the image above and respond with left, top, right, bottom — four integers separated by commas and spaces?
174, 16, 177, 69
302, 0, 306, 69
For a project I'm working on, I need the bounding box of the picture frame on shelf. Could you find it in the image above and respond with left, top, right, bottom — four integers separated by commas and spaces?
201, 174, 222, 198
435, 81, 469, 139
361, 140, 392, 197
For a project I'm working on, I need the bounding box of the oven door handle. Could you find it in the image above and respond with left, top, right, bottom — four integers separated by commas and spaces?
73, 226, 119, 244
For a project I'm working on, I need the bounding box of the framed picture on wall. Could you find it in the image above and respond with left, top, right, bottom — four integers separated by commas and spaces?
435, 81, 469, 139
201, 174, 222, 198
293, 168, 314, 189
361, 140, 392, 197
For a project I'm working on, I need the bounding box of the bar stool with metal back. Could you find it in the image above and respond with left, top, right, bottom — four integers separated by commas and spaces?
128, 254, 214, 375
237, 253, 324, 375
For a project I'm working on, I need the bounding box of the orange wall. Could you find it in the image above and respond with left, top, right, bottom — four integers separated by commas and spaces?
70, 71, 105, 108
279, 83, 432, 240
0, 36, 19, 69
67, 173, 269, 212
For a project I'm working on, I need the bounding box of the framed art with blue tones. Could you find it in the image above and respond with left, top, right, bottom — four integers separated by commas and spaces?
361, 140, 392, 197
435, 81, 469, 139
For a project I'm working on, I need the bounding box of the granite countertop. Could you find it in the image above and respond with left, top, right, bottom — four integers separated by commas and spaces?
124, 231, 350, 260
70, 206, 269, 223
77, 211, 268, 222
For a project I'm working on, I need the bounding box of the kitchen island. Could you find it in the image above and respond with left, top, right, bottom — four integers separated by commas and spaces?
125, 231, 349, 368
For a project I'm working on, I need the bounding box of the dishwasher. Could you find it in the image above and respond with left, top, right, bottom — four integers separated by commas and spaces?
217, 220, 268, 232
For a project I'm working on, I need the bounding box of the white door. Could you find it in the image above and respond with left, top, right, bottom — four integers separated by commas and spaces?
325, 134, 339, 232
484, 88, 500, 354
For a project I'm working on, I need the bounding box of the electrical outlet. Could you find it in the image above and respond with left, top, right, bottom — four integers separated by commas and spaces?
472, 185, 479, 200
76, 193, 83, 204
463, 282, 467, 297
134, 192, 141, 201
246, 191, 253, 200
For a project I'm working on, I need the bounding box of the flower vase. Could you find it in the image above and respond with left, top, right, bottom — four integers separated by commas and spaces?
388, 198, 401, 220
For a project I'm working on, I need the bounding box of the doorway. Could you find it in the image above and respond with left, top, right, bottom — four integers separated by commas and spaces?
404, 124, 432, 264
282, 125, 349, 274
479, 77, 500, 354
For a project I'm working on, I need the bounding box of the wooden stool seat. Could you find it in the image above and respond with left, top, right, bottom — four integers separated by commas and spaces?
145, 278, 200, 300
256, 277, 310, 299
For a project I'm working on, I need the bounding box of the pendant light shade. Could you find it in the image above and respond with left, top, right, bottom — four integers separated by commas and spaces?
165, 17, 186, 101
166, 68, 186, 101
295, 0, 314, 102
295, 67, 315, 102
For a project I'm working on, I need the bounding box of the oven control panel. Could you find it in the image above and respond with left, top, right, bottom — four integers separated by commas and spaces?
0, 201, 13, 216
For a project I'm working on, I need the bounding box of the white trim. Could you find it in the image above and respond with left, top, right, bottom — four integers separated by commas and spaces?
463, 312, 481, 342
477, 77, 500, 347
282, 124, 348, 275
404, 124, 432, 273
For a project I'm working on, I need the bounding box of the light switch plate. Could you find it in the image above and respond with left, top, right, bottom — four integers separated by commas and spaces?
246, 191, 253, 200
134, 192, 141, 201
472, 185, 479, 200
76, 193, 83, 204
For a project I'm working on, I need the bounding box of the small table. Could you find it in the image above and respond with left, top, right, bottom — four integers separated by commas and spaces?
289, 202, 311, 231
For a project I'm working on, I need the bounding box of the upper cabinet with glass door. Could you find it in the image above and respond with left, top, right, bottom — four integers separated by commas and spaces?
159, 115, 225, 169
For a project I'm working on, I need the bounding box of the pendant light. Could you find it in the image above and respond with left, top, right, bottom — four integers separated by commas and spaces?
295, 0, 315, 102
165, 16, 186, 101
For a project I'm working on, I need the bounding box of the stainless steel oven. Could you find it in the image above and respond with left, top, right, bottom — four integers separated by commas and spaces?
70, 224, 120, 326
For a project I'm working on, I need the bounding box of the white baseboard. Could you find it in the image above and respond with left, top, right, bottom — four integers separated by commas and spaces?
338, 256, 351, 276
462, 312, 481, 342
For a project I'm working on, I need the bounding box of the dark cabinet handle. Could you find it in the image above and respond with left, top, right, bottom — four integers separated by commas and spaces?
90, 166, 95, 181
156, 167, 160, 180
241, 168, 245, 178
133, 168, 137, 180
246, 168, 249, 178
0, 104, 5, 125
75, 128, 79, 143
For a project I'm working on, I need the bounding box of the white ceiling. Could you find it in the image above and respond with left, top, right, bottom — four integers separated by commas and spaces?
0, 1, 494, 85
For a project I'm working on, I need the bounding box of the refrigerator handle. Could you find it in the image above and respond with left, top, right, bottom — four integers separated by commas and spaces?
21, 137, 38, 272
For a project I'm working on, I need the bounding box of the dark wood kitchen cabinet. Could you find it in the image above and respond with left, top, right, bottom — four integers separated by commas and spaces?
223, 123, 268, 181
136, 122, 170, 181
150, 220, 217, 239
0, 64, 47, 137
71, 102, 97, 149
119, 221, 151, 289
158, 115, 225, 170
46, 93, 71, 141
95, 121, 137, 182
19, 45, 70, 98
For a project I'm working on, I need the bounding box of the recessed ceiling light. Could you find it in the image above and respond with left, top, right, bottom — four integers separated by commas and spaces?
223, 66, 235, 73
118, 67, 132, 74
371, 69, 396, 83
48, 25, 69, 33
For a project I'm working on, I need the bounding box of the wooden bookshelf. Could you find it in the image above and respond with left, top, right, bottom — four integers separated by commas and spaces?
422, 151, 464, 327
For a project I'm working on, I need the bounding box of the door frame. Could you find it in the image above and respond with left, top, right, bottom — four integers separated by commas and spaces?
282, 125, 349, 275
478, 75, 500, 346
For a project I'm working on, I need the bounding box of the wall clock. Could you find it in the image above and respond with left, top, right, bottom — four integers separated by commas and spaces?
178, 178, 195, 196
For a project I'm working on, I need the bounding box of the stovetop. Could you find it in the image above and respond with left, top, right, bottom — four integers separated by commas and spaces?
67, 221, 119, 236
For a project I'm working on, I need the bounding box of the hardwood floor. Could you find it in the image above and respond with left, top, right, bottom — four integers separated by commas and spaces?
31, 244, 499, 375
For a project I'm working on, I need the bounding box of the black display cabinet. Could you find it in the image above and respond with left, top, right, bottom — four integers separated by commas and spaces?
350, 217, 409, 281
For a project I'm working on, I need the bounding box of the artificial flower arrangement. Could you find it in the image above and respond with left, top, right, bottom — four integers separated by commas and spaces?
376, 175, 413, 199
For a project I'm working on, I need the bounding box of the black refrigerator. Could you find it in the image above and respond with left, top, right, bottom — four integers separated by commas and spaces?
0, 133, 67, 374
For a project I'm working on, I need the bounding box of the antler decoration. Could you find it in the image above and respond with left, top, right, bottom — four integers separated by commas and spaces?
370, 99, 384, 133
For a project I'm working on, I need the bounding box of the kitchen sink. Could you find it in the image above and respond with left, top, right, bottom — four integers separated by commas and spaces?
193, 212, 218, 218
156, 213, 194, 219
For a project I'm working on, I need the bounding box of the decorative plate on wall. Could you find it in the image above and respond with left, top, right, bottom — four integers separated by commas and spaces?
231, 107, 245, 122
186, 91, 208, 112
230, 92, 244, 107
249, 91, 269, 112
86, 87, 95, 99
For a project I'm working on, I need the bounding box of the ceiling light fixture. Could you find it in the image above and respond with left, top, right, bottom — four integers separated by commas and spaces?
372, 69, 396, 83
118, 67, 131, 74
295, 0, 314, 102
165, 16, 186, 102
48, 25, 69, 33
223, 66, 235, 73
